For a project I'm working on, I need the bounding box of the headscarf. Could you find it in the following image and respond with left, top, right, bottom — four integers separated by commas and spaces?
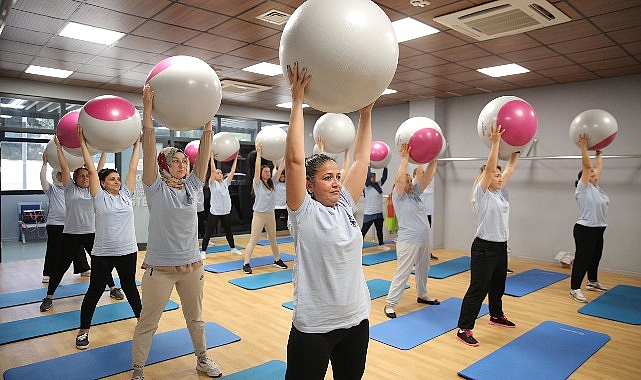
158, 147, 186, 189
51, 169, 63, 188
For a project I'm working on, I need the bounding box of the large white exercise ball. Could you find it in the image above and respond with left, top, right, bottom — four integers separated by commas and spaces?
312, 144, 337, 160
569, 109, 618, 151
312, 113, 355, 154
370, 141, 391, 169
45, 139, 85, 171
256, 126, 287, 162
146, 55, 222, 130
78, 95, 142, 153
279, 0, 398, 113
395, 117, 443, 164
212, 132, 240, 162
478, 96, 537, 160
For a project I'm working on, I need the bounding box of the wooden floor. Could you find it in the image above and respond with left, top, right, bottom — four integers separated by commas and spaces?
1, 236, 640, 379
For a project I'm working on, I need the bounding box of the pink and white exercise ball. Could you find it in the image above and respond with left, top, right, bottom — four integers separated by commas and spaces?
395, 117, 443, 164
279, 0, 398, 113
212, 132, 240, 162
78, 95, 142, 153
370, 141, 391, 169
185, 140, 200, 165
56, 110, 81, 150
478, 96, 537, 159
45, 139, 85, 172
256, 126, 287, 162
569, 109, 618, 151
312, 144, 337, 160
146, 55, 222, 131
312, 113, 355, 154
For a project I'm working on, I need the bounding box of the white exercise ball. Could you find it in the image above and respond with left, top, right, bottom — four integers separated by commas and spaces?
370, 141, 391, 169
312, 144, 338, 160
146, 55, 222, 130
569, 109, 618, 151
212, 132, 240, 162
45, 139, 85, 171
256, 126, 287, 162
78, 95, 142, 153
279, 0, 398, 113
312, 113, 355, 154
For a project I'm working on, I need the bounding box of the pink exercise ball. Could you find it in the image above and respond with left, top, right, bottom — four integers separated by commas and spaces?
78, 95, 141, 153
370, 141, 391, 169
395, 117, 443, 164
185, 140, 200, 165
569, 109, 618, 151
212, 132, 240, 162
56, 110, 81, 149
146, 55, 222, 131
478, 96, 537, 159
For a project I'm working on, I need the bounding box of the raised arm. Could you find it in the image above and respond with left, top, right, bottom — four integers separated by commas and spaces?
578, 133, 592, 185
419, 159, 437, 192
54, 136, 71, 186
209, 153, 216, 185
253, 143, 263, 183
499, 150, 519, 189
41, 151, 50, 191
394, 143, 410, 196
78, 126, 100, 197
342, 102, 374, 201
125, 136, 140, 193
96, 152, 107, 171
593, 149, 603, 184
274, 159, 286, 182
142, 84, 158, 186
380, 166, 388, 186
480, 124, 503, 192
285, 62, 311, 211
227, 155, 238, 182
340, 147, 350, 182
193, 120, 213, 181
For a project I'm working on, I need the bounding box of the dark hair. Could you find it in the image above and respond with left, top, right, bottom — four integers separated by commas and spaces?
575, 170, 582, 187
479, 164, 502, 173
251, 165, 274, 196
305, 154, 336, 181
72, 167, 88, 183
98, 168, 119, 189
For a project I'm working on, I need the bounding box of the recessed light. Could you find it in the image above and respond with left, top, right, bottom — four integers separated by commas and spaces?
276, 102, 309, 109
59, 22, 124, 45
382, 88, 397, 95
392, 18, 439, 43
25, 65, 73, 78
242, 62, 283, 76
477, 63, 529, 77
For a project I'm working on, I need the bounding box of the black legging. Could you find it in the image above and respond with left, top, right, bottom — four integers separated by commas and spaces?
79, 252, 141, 329
571, 223, 606, 289
361, 216, 384, 245
46, 233, 115, 296
201, 213, 236, 251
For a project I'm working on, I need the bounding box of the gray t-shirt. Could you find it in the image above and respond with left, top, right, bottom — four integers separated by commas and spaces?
210, 179, 231, 215
252, 180, 276, 212
576, 180, 608, 227
45, 184, 66, 225
144, 172, 202, 266
288, 188, 370, 333
92, 187, 137, 256
275, 181, 286, 209
363, 184, 384, 215
474, 183, 509, 242
392, 183, 430, 244
63, 181, 95, 234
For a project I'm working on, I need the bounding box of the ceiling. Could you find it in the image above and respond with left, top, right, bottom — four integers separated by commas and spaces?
1, 0, 640, 115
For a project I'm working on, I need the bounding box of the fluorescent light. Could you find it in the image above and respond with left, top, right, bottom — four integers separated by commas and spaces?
242, 62, 282, 76
392, 18, 439, 43
25, 65, 73, 78
276, 102, 309, 109
1, 99, 26, 109
59, 22, 124, 45
477, 63, 530, 77
382, 88, 397, 95
1, 115, 12, 118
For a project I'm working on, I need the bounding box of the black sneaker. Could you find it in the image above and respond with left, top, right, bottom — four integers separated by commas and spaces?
456, 329, 479, 346
507, 268, 514, 274
273, 259, 288, 269
40, 297, 53, 312
489, 315, 516, 328
110, 288, 125, 300
430, 254, 438, 260
243, 263, 252, 274
76, 333, 89, 350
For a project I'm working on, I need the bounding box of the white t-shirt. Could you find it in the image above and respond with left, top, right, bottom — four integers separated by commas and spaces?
288, 188, 370, 333
392, 183, 430, 243
63, 181, 95, 234
209, 179, 232, 215
363, 184, 384, 215
576, 181, 608, 227
252, 180, 276, 212
92, 187, 137, 256
45, 184, 66, 225
275, 181, 286, 209
473, 183, 509, 242
144, 172, 202, 266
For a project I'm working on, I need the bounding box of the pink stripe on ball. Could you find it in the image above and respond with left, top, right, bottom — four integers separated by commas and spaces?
83, 96, 136, 122
589, 131, 617, 151
146, 56, 176, 82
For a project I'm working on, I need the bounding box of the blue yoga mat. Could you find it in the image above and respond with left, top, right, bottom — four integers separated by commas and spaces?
504, 268, 569, 297
257, 236, 294, 245
370, 297, 489, 350
362, 241, 378, 248
458, 321, 610, 380
362, 250, 397, 266
282, 279, 407, 310
224, 360, 286, 380
205, 245, 244, 253
3, 322, 240, 380
204, 253, 294, 274
229, 269, 293, 290
0, 300, 178, 345
427, 256, 470, 279
0, 278, 139, 309
578, 284, 641, 325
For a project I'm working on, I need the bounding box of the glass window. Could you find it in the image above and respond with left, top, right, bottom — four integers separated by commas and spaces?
219, 117, 258, 142
1, 97, 61, 131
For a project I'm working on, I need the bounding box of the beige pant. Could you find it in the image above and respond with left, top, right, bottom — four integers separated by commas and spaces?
243, 211, 280, 263
132, 265, 205, 369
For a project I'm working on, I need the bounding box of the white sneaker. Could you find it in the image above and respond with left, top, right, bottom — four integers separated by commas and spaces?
42, 276, 50, 283
201, 251, 207, 260
570, 289, 588, 303
230, 248, 242, 256
378, 245, 391, 251
197, 357, 222, 378
81, 270, 91, 277
586, 281, 608, 292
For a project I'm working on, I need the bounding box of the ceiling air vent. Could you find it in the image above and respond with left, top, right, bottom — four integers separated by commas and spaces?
433, 0, 570, 41
256, 9, 291, 25
220, 80, 271, 95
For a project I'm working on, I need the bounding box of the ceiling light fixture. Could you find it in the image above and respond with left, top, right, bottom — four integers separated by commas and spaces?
391, 17, 439, 43
59, 22, 124, 45
477, 63, 529, 77
382, 88, 397, 95
242, 62, 282, 76
25, 65, 73, 78
276, 102, 309, 109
